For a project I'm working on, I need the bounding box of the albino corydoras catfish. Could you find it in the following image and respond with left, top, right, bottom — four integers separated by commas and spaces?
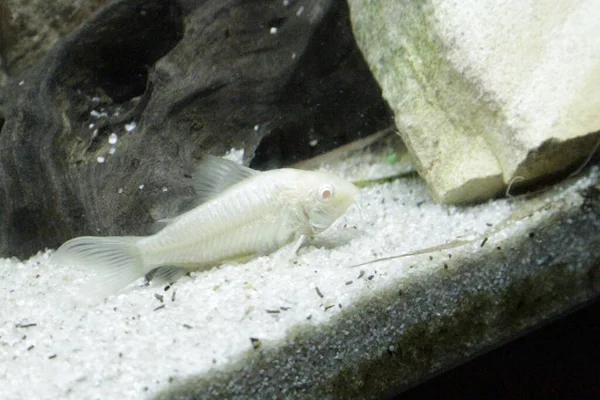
53, 155, 360, 299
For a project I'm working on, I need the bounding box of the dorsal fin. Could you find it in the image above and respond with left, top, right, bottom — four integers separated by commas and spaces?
149, 156, 259, 233
193, 155, 259, 204
148, 218, 174, 234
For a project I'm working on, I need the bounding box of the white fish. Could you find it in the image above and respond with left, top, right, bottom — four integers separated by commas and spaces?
53, 155, 360, 299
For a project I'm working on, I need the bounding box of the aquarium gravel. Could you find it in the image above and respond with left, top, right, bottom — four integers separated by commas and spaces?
1, 168, 597, 399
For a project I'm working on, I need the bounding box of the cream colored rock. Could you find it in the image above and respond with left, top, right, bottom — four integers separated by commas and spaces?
348, 0, 600, 203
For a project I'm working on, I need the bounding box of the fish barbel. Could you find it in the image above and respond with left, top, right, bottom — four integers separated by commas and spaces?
52, 155, 359, 299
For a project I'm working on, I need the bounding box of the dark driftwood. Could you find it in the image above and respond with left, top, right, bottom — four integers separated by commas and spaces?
0, 0, 391, 258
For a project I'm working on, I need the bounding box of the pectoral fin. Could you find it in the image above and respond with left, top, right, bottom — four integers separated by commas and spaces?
148, 218, 175, 234
271, 235, 306, 266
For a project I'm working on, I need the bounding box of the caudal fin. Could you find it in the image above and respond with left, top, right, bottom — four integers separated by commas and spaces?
52, 236, 145, 301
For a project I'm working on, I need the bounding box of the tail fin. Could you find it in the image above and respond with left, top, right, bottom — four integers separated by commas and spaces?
52, 236, 145, 301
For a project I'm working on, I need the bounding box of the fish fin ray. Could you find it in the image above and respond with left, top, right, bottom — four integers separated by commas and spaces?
146, 265, 189, 285
271, 235, 306, 266
193, 155, 258, 204
52, 236, 145, 301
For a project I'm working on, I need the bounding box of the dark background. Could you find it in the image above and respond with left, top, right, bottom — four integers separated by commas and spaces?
394, 299, 600, 399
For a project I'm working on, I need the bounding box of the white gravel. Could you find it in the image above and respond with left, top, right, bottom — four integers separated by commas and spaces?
2, 167, 569, 399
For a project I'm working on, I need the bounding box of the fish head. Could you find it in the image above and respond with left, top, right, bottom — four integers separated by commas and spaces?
298, 170, 360, 234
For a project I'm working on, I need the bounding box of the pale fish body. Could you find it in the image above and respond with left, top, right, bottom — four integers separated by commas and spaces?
52, 156, 359, 299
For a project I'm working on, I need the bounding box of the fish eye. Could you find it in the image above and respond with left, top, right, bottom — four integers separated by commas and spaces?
318, 184, 334, 201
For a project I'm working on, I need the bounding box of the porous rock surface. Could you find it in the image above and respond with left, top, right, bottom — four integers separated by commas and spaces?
348, 0, 600, 203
